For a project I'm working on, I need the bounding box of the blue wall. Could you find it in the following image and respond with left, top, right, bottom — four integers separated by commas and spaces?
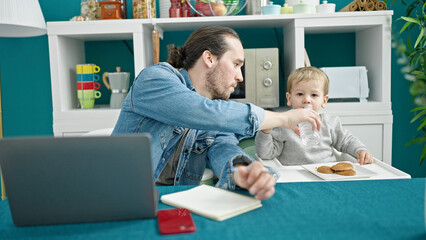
0, 0, 424, 177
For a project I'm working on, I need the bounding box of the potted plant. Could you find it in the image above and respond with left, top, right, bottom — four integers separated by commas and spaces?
394, 0, 426, 165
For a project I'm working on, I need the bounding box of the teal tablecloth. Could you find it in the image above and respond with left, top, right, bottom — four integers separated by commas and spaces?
0, 178, 425, 240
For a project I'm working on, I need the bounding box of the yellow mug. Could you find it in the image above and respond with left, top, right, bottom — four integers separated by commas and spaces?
76, 64, 101, 74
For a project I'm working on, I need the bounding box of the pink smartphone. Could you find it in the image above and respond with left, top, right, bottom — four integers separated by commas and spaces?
157, 208, 196, 235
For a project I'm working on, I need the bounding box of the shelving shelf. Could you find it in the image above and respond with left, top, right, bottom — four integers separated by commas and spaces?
47, 19, 153, 137
47, 11, 393, 163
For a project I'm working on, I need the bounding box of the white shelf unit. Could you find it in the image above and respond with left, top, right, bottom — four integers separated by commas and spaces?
47, 11, 393, 163
47, 19, 153, 136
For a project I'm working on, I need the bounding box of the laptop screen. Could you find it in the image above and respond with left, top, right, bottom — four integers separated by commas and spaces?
0, 134, 158, 226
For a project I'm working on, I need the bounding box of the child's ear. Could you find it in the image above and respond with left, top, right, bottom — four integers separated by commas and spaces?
321, 95, 329, 108
286, 92, 292, 106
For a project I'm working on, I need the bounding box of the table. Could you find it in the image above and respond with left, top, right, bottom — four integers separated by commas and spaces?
0, 179, 425, 240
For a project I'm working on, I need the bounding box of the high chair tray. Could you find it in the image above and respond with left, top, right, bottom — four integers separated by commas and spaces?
301, 161, 378, 181
258, 155, 411, 183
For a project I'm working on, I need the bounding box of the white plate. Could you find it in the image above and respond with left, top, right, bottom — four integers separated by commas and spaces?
301, 161, 378, 181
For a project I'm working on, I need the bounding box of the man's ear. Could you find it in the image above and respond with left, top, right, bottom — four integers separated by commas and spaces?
286, 92, 292, 106
201, 50, 215, 69
321, 95, 329, 108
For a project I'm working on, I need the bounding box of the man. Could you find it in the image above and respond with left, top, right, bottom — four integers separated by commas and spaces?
113, 26, 321, 200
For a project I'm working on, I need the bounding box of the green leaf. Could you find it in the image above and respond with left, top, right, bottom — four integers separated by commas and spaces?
410, 105, 426, 112
400, 21, 412, 33
417, 117, 426, 131
423, 2, 426, 15
411, 109, 426, 123
414, 27, 424, 48
406, 136, 426, 145
415, 72, 426, 80
420, 144, 426, 165
424, 52, 426, 75
401, 16, 420, 25
412, 70, 424, 75
407, 35, 414, 53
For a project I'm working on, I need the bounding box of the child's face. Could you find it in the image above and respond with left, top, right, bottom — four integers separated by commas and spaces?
286, 79, 329, 112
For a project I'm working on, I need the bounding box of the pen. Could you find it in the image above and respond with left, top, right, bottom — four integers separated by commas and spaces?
230, 166, 277, 177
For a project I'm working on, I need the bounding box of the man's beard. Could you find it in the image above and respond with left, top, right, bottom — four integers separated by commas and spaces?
205, 63, 232, 100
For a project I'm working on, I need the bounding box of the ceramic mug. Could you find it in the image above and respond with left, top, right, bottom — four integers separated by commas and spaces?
78, 98, 96, 109
77, 90, 101, 109
77, 81, 101, 90
77, 89, 101, 99
76, 64, 100, 74
76, 73, 100, 82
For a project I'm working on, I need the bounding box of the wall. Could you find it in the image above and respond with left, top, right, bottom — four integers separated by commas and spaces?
0, 0, 424, 177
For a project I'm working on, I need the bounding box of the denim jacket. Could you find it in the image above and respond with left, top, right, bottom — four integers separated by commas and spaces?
112, 63, 266, 190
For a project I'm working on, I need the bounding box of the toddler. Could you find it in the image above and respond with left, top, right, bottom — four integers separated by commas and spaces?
255, 66, 373, 165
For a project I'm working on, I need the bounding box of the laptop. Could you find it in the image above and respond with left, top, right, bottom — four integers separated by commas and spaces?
0, 134, 158, 226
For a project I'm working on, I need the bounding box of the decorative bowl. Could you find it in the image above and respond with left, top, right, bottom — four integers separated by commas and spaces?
186, 0, 247, 17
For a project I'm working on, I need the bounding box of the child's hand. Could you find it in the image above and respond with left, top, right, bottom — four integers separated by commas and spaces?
356, 150, 373, 165
261, 128, 272, 134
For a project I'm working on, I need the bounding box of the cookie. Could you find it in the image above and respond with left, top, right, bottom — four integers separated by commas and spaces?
335, 169, 356, 176
331, 162, 353, 171
317, 166, 335, 174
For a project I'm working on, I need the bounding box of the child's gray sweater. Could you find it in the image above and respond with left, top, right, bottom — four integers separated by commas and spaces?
255, 114, 368, 166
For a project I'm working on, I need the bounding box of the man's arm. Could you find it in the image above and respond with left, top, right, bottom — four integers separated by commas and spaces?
130, 65, 264, 137
260, 108, 322, 135
206, 131, 276, 200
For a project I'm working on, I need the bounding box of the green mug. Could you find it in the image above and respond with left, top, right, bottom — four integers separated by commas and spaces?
77, 90, 101, 109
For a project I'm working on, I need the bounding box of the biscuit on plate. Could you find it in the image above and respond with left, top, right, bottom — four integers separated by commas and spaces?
331, 162, 353, 171
335, 169, 356, 176
317, 166, 334, 174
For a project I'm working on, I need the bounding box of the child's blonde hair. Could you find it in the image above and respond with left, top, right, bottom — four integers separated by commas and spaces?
287, 67, 329, 95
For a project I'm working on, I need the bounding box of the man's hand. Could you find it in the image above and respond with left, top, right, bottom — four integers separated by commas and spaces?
260, 109, 321, 136
282, 108, 321, 135
233, 161, 276, 200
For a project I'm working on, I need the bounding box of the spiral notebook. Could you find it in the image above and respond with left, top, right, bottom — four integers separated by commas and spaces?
160, 184, 262, 221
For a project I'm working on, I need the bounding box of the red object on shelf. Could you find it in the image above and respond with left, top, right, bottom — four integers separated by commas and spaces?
169, 0, 183, 17
77, 81, 101, 90
181, 0, 194, 17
